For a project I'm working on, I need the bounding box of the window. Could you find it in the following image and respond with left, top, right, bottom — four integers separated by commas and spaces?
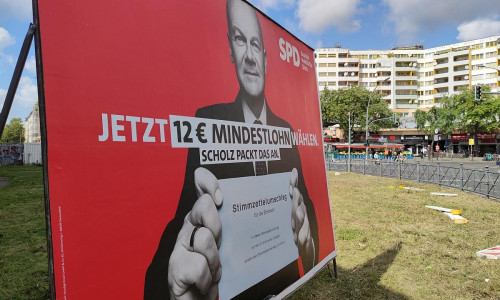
327, 54, 337, 58
471, 54, 484, 60
318, 54, 327, 58
486, 41, 497, 48
318, 63, 328, 67
485, 51, 496, 58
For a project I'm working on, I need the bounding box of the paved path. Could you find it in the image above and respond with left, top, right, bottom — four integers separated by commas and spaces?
405, 157, 500, 171
0, 177, 9, 188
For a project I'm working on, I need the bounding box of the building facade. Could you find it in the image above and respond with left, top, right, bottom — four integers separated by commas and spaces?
316, 35, 500, 155
315, 35, 499, 117
24, 103, 41, 143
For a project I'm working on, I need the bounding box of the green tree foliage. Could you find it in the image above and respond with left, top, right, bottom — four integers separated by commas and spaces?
0, 118, 25, 143
415, 86, 500, 147
320, 85, 396, 135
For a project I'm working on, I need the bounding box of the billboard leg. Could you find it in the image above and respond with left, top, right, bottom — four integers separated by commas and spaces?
327, 258, 338, 278
0, 23, 36, 138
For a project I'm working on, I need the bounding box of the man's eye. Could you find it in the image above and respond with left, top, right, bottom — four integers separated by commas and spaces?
251, 41, 262, 53
234, 35, 245, 46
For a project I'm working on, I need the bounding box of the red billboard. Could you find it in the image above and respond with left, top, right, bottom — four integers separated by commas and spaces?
35, 0, 336, 298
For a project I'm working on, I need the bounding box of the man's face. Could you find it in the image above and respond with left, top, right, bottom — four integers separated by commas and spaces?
227, 1, 267, 98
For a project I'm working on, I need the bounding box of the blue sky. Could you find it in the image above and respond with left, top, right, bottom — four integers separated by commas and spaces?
1, 0, 500, 122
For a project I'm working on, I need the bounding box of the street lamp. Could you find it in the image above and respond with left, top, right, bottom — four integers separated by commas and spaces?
365, 77, 390, 162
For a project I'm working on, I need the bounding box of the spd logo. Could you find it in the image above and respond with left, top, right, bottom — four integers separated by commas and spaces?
279, 38, 300, 67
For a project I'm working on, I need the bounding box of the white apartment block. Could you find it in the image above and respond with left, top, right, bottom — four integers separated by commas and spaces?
24, 103, 41, 143
315, 35, 500, 117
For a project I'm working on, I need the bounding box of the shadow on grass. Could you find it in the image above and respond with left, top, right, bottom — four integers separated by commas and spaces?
291, 243, 407, 299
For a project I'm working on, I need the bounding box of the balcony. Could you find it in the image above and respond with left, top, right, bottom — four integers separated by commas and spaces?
452, 49, 469, 56
434, 80, 449, 89
338, 57, 359, 64
394, 94, 418, 100
395, 83, 417, 89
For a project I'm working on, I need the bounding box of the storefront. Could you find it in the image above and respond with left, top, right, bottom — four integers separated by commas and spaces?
451, 133, 499, 155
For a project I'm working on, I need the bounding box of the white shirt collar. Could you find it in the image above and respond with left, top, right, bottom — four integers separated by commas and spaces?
242, 99, 267, 125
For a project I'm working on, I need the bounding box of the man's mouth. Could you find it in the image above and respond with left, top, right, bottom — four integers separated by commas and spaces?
244, 69, 259, 77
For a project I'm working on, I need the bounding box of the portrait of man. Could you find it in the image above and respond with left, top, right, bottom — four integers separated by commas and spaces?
144, 0, 319, 299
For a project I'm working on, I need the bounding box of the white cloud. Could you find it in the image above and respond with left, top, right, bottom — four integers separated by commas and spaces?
251, 0, 295, 10
15, 76, 38, 108
0, 27, 14, 51
457, 18, 500, 41
383, 0, 500, 45
25, 56, 36, 74
297, 0, 361, 33
0, 88, 6, 107
0, 0, 32, 21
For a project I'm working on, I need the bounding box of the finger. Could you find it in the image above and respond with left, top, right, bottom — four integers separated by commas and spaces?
195, 168, 223, 207
291, 187, 302, 235
169, 250, 212, 296
189, 194, 222, 247
207, 282, 219, 300
289, 168, 298, 196
191, 227, 222, 282
295, 204, 305, 238
298, 212, 310, 246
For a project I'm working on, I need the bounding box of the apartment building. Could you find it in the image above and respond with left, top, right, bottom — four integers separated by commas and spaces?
316, 35, 500, 155
24, 103, 41, 143
315, 35, 500, 117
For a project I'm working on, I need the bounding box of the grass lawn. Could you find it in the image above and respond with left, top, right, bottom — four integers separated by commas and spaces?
0, 165, 498, 299
0, 165, 49, 299
290, 171, 499, 299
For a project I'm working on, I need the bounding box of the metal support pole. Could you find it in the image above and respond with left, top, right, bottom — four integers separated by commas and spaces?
460, 163, 464, 191
380, 160, 383, 177
363, 158, 366, 175
417, 161, 420, 182
327, 258, 338, 279
347, 113, 351, 173
485, 166, 490, 198
0, 24, 36, 138
398, 161, 402, 180
437, 162, 441, 186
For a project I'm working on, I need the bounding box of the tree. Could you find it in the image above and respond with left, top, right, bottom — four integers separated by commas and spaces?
320, 85, 396, 139
415, 86, 500, 155
0, 118, 25, 143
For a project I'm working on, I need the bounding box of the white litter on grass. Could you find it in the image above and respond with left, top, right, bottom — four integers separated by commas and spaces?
430, 192, 458, 197
443, 212, 468, 224
334, 172, 340, 176
402, 186, 425, 191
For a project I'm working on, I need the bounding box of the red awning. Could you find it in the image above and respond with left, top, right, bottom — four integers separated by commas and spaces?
329, 144, 404, 149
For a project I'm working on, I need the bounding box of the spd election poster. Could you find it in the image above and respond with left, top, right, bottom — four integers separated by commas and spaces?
34, 0, 337, 299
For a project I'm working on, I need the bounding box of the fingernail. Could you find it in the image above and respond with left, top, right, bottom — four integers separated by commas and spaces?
215, 189, 223, 206
215, 266, 222, 282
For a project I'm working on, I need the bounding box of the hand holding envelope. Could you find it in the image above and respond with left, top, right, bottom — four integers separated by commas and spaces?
167, 167, 313, 300
168, 168, 222, 300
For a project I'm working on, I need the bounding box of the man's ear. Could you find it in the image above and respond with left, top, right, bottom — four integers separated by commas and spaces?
228, 32, 234, 63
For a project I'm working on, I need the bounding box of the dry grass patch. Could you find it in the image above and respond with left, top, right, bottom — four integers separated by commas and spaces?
290, 172, 499, 300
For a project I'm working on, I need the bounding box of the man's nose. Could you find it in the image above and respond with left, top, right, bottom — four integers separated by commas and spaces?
244, 43, 256, 64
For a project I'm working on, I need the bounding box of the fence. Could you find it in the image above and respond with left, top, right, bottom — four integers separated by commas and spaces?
325, 159, 500, 200
0, 143, 24, 165
0, 143, 42, 165
24, 143, 42, 164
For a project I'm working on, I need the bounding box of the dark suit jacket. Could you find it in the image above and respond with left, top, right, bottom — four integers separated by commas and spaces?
144, 95, 319, 299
